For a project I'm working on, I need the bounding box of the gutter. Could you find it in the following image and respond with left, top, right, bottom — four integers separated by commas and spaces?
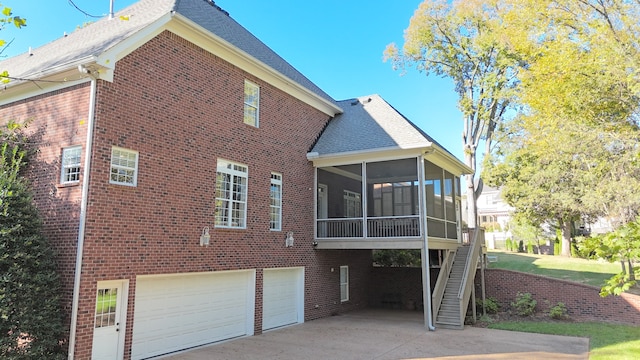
67, 66, 98, 359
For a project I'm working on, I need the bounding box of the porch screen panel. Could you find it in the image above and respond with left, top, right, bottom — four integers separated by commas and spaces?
424, 160, 444, 219
444, 171, 457, 239
317, 164, 363, 237
366, 158, 419, 238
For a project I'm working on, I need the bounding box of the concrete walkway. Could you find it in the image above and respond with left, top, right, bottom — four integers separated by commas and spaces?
163, 309, 589, 360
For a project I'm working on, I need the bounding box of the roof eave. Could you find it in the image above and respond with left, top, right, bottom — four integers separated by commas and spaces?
167, 13, 342, 116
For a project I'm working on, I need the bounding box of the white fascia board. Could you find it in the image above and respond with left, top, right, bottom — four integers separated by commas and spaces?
308, 146, 424, 168
166, 14, 342, 117
95, 14, 174, 74
427, 146, 473, 176
0, 67, 93, 106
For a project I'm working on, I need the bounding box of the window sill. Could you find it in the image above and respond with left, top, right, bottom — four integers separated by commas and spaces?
56, 182, 80, 189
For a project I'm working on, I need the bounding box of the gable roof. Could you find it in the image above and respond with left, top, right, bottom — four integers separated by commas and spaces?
308, 94, 472, 175
0, 0, 340, 114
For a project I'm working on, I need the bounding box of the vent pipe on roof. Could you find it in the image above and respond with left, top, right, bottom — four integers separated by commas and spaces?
109, 0, 114, 20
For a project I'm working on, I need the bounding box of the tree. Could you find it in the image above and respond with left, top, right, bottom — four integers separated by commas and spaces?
509, 213, 544, 255
385, 0, 525, 228
1, 3, 26, 82
0, 123, 66, 359
482, 0, 640, 256
373, 249, 421, 267
579, 216, 640, 296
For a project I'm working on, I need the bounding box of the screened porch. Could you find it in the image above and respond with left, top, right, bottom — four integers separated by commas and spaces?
315, 156, 462, 248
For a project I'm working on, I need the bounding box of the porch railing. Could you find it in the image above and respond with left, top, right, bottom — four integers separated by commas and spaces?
432, 249, 454, 317
457, 228, 485, 324
316, 215, 420, 238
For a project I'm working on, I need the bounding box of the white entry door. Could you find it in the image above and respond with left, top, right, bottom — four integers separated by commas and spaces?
92, 280, 128, 360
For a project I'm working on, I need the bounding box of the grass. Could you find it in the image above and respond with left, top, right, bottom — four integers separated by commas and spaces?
484, 250, 639, 359
489, 321, 640, 360
487, 250, 620, 287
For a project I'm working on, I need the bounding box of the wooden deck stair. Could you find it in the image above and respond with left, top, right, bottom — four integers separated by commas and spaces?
435, 245, 470, 329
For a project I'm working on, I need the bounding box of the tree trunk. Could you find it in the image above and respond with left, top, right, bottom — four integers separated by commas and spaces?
629, 259, 635, 281
561, 218, 572, 257
620, 260, 627, 275
466, 173, 477, 228
464, 150, 477, 229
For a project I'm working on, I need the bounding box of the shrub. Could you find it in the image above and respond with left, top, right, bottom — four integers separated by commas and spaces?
476, 296, 500, 314
505, 238, 512, 252
511, 292, 537, 316
549, 302, 569, 320
0, 126, 66, 359
518, 240, 524, 253
553, 237, 560, 255
526, 241, 534, 254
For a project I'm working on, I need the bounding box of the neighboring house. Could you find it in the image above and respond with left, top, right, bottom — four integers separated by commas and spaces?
0, 0, 477, 359
476, 187, 513, 249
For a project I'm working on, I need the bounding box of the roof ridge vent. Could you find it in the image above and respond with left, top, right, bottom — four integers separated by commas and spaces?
204, 0, 229, 16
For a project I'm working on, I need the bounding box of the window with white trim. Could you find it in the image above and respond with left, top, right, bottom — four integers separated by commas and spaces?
109, 147, 138, 186
343, 190, 361, 218
60, 146, 82, 184
244, 80, 259, 127
340, 266, 349, 302
215, 159, 248, 228
270, 173, 282, 231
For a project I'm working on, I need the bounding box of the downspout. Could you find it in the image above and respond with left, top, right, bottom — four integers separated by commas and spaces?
418, 155, 436, 331
68, 68, 98, 359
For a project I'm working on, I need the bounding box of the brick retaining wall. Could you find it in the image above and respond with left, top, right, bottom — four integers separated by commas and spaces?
477, 269, 640, 325
368, 267, 640, 326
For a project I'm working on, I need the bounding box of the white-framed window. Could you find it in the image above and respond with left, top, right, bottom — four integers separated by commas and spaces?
343, 190, 361, 218
244, 80, 259, 127
60, 145, 82, 184
215, 159, 248, 228
109, 147, 138, 186
270, 172, 282, 231
340, 265, 349, 302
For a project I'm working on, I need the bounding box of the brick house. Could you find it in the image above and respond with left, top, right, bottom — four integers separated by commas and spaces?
0, 0, 477, 359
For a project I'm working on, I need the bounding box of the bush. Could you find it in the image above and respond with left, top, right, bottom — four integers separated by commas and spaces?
505, 238, 512, 252
518, 240, 524, 253
526, 241, 534, 254
373, 249, 421, 267
549, 302, 569, 320
511, 292, 537, 316
553, 237, 560, 255
477, 296, 500, 314
0, 127, 66, 359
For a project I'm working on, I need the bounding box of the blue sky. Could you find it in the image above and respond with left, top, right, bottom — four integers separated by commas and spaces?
2, 0, 464, 160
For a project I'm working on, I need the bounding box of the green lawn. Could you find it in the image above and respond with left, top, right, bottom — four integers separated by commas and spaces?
484, 250, 639, 359
487, 250, 620, 287
489, 321, 640, 360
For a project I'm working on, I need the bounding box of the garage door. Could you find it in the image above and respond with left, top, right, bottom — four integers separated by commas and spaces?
131, 270, 255, 360
262, 267, 304, 331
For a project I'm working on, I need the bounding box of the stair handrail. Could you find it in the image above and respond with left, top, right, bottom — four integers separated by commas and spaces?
457, 228, 483, 322
432, 249, 455, 317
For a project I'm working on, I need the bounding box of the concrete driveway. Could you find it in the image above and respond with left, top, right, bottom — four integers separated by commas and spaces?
163, 309, 589, 360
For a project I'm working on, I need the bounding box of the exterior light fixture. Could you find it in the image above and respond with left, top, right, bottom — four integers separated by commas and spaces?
200, 227, 210, 246
285, 231, 294, 247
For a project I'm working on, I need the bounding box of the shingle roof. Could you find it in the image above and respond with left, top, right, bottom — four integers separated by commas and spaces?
311, 94, 444, 156
0, 0, 336, 106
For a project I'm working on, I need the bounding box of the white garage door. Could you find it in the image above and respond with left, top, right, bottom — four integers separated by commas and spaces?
262, 267, 304, 331
131, 270, 255, 360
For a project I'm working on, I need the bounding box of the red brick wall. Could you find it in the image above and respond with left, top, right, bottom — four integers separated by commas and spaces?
1, 30, 373, 359
63, 31, 370, 359
477, 269, 640, 325
368, 267, 438, 310
0, 84, 90, 331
